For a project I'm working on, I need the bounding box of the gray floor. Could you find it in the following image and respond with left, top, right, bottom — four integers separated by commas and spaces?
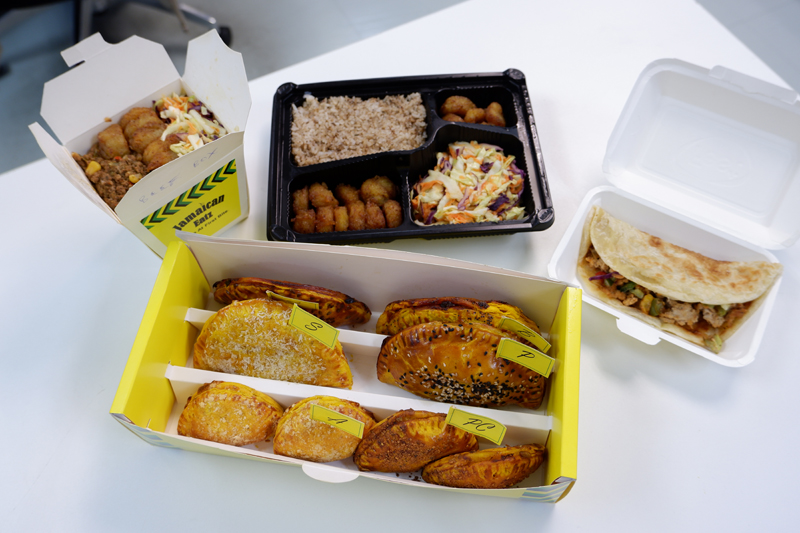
1, 0, 799, 175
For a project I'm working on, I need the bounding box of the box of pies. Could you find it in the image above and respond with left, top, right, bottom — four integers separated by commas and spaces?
111, 233, 580, 502
548, 59, 799, 366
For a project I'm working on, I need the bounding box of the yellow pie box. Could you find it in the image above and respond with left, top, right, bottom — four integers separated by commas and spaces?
30, 31, 251, 257
110, 234, 581, 502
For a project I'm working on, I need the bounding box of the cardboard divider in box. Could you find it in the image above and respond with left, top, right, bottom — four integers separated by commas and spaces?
30, 31, 251, 257
268, 69, 554, 244
110, 233, 581, 502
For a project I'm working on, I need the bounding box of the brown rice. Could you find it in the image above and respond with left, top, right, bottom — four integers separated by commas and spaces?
290, 93, 427, 166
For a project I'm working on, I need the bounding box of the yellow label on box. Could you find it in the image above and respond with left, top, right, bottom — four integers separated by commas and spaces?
499, 317, 551, 353
289, 304, 339, 348
310, 404, 365, 438
140, 159, 241, 247
445, 406, 506, 445
267, 291, 319, 311
496, 338, 555, 378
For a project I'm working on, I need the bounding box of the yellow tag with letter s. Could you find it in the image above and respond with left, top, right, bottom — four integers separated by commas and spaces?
289, 304, 339, 348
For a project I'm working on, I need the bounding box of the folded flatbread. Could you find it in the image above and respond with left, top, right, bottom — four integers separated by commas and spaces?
577, 207, 782, 352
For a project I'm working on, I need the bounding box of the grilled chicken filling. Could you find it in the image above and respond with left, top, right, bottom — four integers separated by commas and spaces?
584, 245, 751, 349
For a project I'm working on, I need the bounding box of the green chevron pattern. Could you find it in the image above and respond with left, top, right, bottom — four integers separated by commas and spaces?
140, 159, 236, 228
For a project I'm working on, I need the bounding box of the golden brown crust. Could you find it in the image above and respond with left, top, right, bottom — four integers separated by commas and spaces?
377, 321, 547, 409
177, 381, 284, 446
194, 299, 353, 389
353, 410, 478, 472
212, 277, 371, 327
422, 443, 546, 489
376, 296, 540, 336
273, 396, 376, 463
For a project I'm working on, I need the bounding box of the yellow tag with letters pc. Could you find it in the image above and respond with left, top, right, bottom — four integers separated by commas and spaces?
499, 317, 551, 353
267, 291, 319, 311
310, 404, 365, 439
289, 304, 339, 348
445, 406, 506, 445
496, 338, 555, 378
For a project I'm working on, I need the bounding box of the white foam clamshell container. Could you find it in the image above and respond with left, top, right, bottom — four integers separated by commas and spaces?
548, 59, 800, 367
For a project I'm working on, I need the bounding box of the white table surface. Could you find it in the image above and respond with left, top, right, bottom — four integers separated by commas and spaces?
3, 0, 799, 530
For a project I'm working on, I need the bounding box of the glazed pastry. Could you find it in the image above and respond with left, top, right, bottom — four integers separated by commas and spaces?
377, 321, 547, 409
177, 381, 284, 446
422, 443, 546, 489
273, 396, 376, 463
194, 299, 353, 389
375, 296, 540, 336
354, 409, 478, 472
212, 277, 371, 327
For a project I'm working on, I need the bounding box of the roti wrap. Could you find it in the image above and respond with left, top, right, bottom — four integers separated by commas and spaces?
577, 206, 782, 352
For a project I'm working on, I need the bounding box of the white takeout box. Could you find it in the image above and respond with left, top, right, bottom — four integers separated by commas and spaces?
549, 59, 800, 367
30, 31, 251, 257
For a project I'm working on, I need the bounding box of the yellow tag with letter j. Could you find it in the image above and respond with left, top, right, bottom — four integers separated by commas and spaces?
445, 406, 506, 445
496, 338, 556, 378
289, 304, 339, 348
310, 404, 365, 438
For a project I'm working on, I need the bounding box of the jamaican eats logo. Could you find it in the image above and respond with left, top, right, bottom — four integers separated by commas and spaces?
172, 194, 225, 230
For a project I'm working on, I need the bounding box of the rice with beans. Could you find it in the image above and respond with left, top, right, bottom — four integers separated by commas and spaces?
291, 93, 427, 167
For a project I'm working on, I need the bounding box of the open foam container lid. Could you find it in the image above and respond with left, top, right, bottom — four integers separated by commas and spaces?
603, 58, 800, 250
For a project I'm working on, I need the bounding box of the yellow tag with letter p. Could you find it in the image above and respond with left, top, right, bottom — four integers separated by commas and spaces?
445, 406, 506, 445
289, 304, 339, 348
499, 317, 551, 352
496, 338, 556, 378
310, 404, 365, 438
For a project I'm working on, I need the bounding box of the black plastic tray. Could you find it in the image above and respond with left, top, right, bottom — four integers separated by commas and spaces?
267, 69, 554, 244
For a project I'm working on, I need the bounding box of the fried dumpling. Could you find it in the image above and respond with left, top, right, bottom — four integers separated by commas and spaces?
422, 443, 546, 489
377, 321, 547, 409
375, 296, 540, 336
212, 277, 371, 328
194, 299, 353, 389
354, 410, 478, 472
177, 381, 284, 446
273, 396, 376, 463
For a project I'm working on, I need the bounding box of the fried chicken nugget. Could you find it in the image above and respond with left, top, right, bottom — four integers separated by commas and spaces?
316, 205, 335, 232
142, 134, 180, 173
463, 108, 486, 124
365, 200, 386, 229
485, 102, 506, 127
292, 209, 316, 234
123, 109, 166, 153
440, 95, 476, 117
442, 113, 464, 122
382, 199, 402, 228
334, 206, 349, 232
347, 201, 366, 231
334, 183, 361, 205
292, 186, 309, 215
118, 107, 151, 129
97, 124, 130, 159
422, 443, 546, 489
177, 381, 284, 446
309, 182, 338, 208
360, 176, 397, 207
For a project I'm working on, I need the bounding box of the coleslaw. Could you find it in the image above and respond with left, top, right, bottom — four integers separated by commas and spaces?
411, 141, 527, 225
155, 93, 228, 156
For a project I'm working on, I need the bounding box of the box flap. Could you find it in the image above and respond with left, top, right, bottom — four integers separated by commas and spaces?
183, 30, 251, 131
604, 59, 800, 250
41, 34, 179, 145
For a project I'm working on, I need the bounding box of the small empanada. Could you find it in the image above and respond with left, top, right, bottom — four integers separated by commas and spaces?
354, 410, 478, 472
422, 443, 546, 489
273, 396, 376, 463
177, 381, 284, 446
194, 299, 352, 388
375, 296, 540, 336
212, 277, 371, 327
